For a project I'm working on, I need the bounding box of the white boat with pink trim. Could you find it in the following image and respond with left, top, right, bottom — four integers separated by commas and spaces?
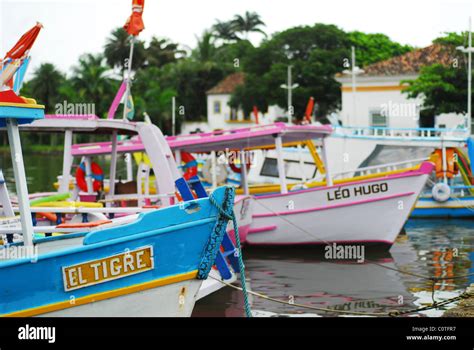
165, 122, 434, 249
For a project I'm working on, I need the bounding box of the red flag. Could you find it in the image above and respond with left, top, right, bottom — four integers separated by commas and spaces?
4, 22, 43, 60
253, 106, 259, 124
123, 0, 145, 36
304, 97, 315, 123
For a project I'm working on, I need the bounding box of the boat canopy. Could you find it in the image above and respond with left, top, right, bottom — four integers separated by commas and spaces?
17, 114, 140, 135
167, 123, 333, 153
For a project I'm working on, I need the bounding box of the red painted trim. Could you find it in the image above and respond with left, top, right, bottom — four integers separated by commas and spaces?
253, 192, 414, 218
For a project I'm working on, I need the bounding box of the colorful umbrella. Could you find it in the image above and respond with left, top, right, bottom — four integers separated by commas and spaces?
123, 0, 145, 36
4, 22, 43, 61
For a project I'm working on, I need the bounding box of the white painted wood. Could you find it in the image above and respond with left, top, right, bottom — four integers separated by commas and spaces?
240, 150, 249, 195
274, 136, 288, 194
108, 131, 118, 200
83, 156, 93, 194
58, 130, 73, 193
6, 118, 34, 247
39, 279, 203, 317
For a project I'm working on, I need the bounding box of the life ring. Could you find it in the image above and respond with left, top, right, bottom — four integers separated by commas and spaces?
75, 162, 104, 192
180, 152, 198, 180
432, 183, 451, 202
229, 158, 251, 174
202, 158, 228, 184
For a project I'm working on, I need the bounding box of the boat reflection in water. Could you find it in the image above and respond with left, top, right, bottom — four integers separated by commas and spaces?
194, 220, 474, 317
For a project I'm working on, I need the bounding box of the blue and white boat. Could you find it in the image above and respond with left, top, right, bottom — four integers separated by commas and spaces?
0, 93, 237, 317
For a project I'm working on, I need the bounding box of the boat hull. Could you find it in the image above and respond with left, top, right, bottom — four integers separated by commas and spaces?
227, 195, 252, 245
0, 187, 234, 317
412, 196, 474, 218
39, 278, 202, 317
247, 164, 433, 246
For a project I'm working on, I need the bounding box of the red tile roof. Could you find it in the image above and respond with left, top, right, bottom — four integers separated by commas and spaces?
207, 72, 245, 95
359, 44, 454, 76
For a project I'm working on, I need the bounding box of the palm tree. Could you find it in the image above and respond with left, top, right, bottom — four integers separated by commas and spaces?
70, 53, 118, 117
104, 27, 146, 73
146, 37, 186, 68
192, 30, 217, 62
212, 20, 239, 42
25, 63, 65, 111
232, 11, 266, 40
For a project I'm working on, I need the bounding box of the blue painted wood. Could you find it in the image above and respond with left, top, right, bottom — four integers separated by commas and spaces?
175, 177, 194, 201
0, 105, 44, 126
0, 186, 230, 315
221, 233, 240, 272
188, 175, 208, 198
215, 251, 233, 280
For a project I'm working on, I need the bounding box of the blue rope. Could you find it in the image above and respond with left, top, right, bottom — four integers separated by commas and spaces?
209, 191, 252, 318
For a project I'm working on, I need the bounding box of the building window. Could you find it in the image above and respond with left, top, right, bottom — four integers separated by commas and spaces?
230, 108, 238, 121
213, 101, 221, 114
370, 109, 387, 127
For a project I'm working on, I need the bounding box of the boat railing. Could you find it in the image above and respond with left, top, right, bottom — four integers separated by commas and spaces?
334, 126, 469, 140
331, 157, 429, 180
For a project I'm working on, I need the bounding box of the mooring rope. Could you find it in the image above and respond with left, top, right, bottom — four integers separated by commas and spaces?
210, 275, 474, 317
209, 191, 252, 318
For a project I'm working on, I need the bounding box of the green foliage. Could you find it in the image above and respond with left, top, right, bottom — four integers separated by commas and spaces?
402, 32, 471, 119
21, 63, 66, 111
231, 11, 266, 40
348, 31, 413, 67
403, 62, 469, 116
21, 12, 425, 142
231, 24, 350, 118
69, 53, 119, 118
104, 27, 146, 72
433, 32, 466, 47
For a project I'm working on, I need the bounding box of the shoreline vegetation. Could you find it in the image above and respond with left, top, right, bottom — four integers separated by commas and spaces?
0, 145, 64, 154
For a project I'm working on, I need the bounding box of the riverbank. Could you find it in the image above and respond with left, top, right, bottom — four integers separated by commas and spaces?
442, 284, 474, 317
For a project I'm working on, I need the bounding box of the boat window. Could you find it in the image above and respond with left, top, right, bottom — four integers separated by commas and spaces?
370, 109, 387, 127
260, 158, 317, 181
213, 101, 221, 114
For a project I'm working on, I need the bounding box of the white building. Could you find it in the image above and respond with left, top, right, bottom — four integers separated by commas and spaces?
336, 44, 465, 130
182, 72, 285, 134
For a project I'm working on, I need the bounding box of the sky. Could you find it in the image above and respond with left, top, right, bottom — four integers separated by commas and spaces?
1, 0, 473, 77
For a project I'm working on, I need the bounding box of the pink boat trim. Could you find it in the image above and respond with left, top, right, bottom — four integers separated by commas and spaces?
248, 225, 277, 234
167, 122, 333, 150
228, 224, 250, 244
234, 195, 251, 204
253, 191, 415, 218
246, 239, 395, 247
257, 162, 433, 200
